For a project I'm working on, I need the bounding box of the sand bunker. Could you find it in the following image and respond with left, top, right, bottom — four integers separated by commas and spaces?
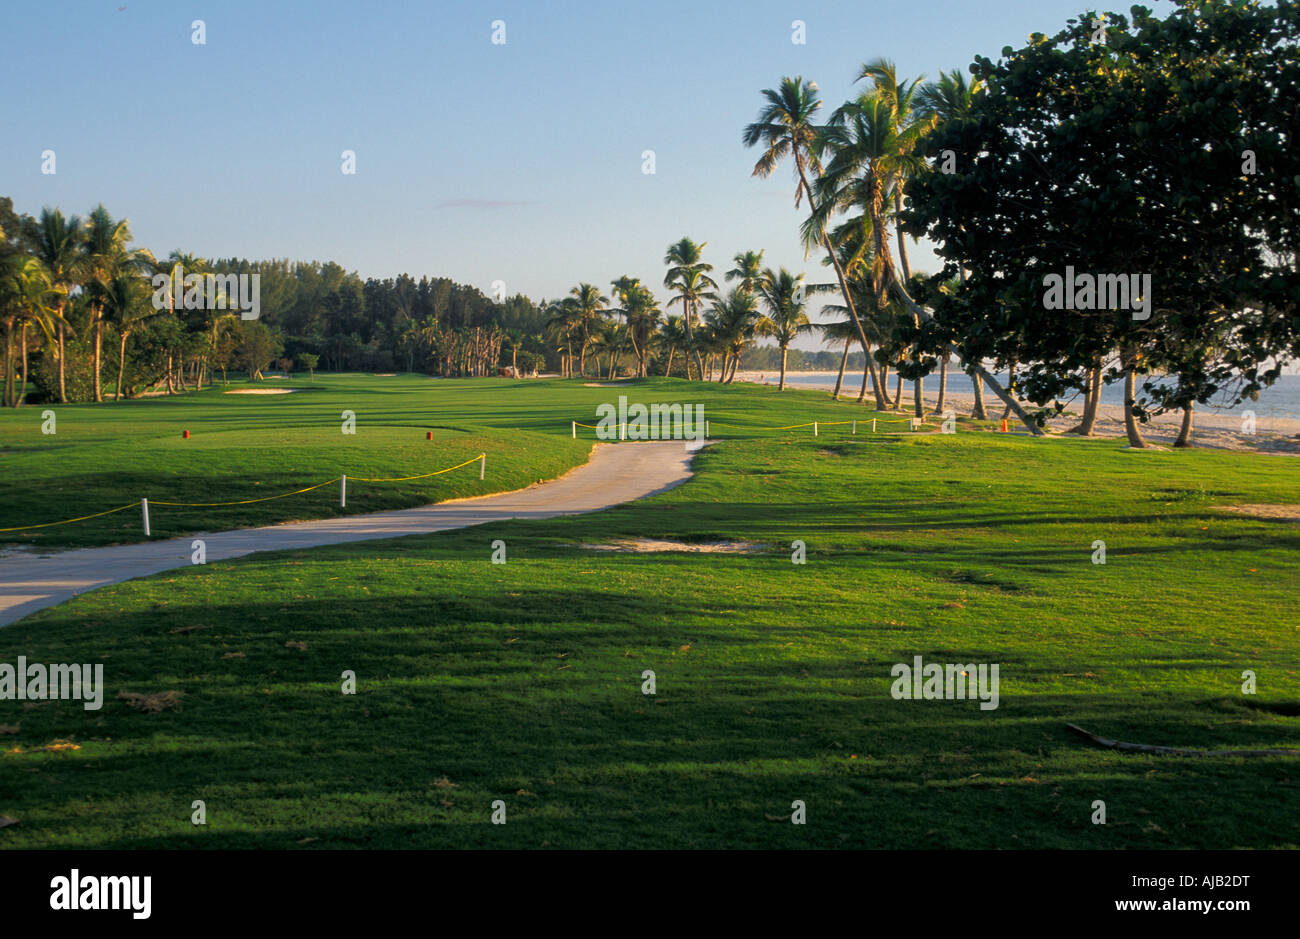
1217, 504, 1300, 523
581, 538, 767, 554
223, 388, 296, 395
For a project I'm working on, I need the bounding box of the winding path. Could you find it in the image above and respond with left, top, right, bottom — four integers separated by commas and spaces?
0, 441, 705, 627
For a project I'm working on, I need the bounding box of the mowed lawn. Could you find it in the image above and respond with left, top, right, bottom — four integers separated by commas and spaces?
1, 373, 896, 547
1, 377, 1298, 848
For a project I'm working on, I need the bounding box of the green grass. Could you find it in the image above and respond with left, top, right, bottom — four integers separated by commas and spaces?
1, 377, 1298, 849
0, 373, 880, 547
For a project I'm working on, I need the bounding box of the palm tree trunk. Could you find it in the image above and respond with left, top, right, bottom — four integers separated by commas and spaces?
779, 344, 788, 391
1000, 360, 1018, 420
914, 372, 924, 418
685, 299, 704, 381
894, 191, 913, 283
832, 338, 850, 399
793, 156, 887, 409
2, 318, 14, 408
56, 304, 67, 403
665, 346, 675, 378
116, 331, 130, 401
893, 369, 903, 408
92, 309, 103, 402
17, 325, 29, 407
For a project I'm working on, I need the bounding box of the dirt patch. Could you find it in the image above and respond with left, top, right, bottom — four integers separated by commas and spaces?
1216, 504, 1300, 523
223, 388, 296, 395
118, 690, 184, 713
581, 538, 767, 554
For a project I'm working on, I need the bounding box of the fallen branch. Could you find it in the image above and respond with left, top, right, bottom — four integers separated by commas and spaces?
1067, 723, 1300, 758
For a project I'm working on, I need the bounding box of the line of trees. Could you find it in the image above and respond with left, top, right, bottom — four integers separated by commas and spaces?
745, 0, 1296, 447
3, 2, 1292, 449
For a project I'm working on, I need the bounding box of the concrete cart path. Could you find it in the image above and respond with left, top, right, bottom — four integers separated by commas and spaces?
0, 440, 706, 627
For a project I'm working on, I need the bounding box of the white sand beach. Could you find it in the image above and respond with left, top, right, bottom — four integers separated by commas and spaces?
731, 370, 1300, 454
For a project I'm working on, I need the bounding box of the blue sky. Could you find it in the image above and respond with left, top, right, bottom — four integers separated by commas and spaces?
3, 0, 1113, 346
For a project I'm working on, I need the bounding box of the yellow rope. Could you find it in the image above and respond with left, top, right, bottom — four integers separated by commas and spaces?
1, 453, 486, 530
0, 502, 140, 533
349, 453, 485, 483
150, 478, 342, 507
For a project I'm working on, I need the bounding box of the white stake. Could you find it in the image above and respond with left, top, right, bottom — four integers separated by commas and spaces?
341, 474, 347, 508
814, 421, 818, 437
872, 419, 877, 433
852, 420, 857, 434
705, 419, 710, 439
571, 420, 576, 439
141, 498, 150, 536
479, 454, 485, 480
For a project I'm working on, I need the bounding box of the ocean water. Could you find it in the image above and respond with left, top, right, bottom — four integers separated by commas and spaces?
766, 371, 1300, 419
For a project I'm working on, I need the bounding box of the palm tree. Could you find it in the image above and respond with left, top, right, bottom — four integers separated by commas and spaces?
103, 270, 165, 401
705, 288, 761, 383
0, 256, 61, 408
755, 267, 811, 390
545, 298, 582, 377
663, 237, 717, 380
657, 315, 688, 378
857, 59, 932, 283
725, 250, 765, 296
815, 82, 1043, 432
81, 205, 141, 402
27, 208, 84, 402
744, 76, 888, 409
568, 283, 608, 377
915, 69, 990, 420
612, 280, 661, 378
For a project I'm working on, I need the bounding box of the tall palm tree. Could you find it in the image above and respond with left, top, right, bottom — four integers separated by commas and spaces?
81, 205, 141, 402
663, 237, 716, 380
613, 280, 661, 378
755, 267, 811, 390
27, 208, 84, 402
744, 76, 888, 409
568, 283, 608, 377
814, 83, 1042, 431
915, 69, 990, 419
725, 250, 765, 296
704, 288, 761, 383
857, 59, 932, 284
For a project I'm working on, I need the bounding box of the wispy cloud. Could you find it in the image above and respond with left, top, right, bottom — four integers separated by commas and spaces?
436, 198, 537, 209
